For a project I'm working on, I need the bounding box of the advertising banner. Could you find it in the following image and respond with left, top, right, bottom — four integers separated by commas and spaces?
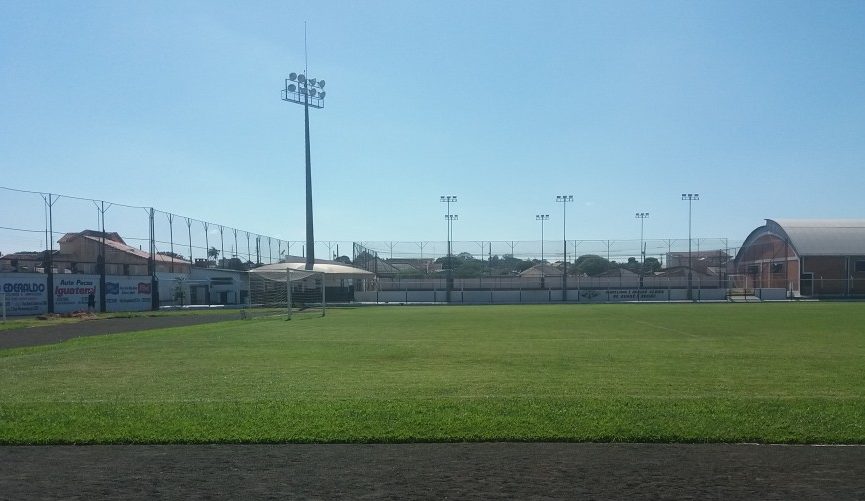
53, 275, 99, 313
105, 277, 152, 312
0, 273, 48, 315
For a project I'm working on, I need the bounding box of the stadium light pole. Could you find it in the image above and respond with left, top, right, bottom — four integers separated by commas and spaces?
635, 212, 649, 301
441, 196, 457, 302
556, 195, 573, 301
681, 194, 699, 300
536, 214, 549, 289
445, 215, 459, 302
283, 71, 327, 270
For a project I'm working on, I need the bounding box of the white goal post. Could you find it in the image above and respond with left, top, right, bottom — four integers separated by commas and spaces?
246, 267, 326, 319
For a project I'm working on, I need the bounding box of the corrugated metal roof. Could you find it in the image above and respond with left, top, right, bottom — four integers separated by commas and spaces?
81, 235, 182, 264
771, 219, 865, 256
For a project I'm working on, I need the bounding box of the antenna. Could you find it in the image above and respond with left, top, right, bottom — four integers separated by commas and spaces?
304, 21, 308, 76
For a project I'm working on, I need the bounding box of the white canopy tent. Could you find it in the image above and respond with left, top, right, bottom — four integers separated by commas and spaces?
250, 258, 375, 280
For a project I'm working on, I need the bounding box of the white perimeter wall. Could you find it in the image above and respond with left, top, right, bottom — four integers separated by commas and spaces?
356, 287, 741, 304
0, 269, 250, 316
1, 273, 153, 315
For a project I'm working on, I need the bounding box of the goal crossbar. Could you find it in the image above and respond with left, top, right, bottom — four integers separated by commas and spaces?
247, 268, 326, 319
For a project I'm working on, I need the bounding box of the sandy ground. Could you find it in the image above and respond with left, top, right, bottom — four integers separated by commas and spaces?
2, 316, 864, 499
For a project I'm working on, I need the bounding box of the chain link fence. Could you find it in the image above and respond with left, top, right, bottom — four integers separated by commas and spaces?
1, 185, 774, 313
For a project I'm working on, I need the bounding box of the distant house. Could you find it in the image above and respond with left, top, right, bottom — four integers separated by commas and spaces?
665, 250, 732, 275
0, 250, 53, 273
593, 268, 639, 279
653, 266, 717, 280
387, 258, 439, 275
57, 230, 191, 275
735, 219, 865, 297
519, 263, 563, 278
353, 256, 441, 276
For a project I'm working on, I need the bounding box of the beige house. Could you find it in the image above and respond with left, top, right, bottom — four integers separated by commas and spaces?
57, 230, 190, 275
519, 263, 563, 278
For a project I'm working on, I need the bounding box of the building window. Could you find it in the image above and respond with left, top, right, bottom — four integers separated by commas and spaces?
747, 265, 759, 275
855, 260, 865, 274
771, 263, 784, 274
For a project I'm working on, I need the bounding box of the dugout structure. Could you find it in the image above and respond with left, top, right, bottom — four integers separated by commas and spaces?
247, 259, 375, 319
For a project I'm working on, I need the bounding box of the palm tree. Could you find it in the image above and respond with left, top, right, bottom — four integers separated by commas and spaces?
207, 246, 219, 264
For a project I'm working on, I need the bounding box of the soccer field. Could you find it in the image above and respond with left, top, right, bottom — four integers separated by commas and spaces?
1, 303, 863, 444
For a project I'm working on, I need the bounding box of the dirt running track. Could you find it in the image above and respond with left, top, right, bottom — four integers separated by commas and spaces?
0, 313, 243, 350
2, 317, 864, 499
1, 443, 864, 499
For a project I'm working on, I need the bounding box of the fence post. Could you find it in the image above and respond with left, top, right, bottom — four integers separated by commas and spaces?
149, 207, 159, 310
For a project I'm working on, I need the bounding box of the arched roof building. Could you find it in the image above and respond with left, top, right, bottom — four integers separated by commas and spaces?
735, 219, 865, 297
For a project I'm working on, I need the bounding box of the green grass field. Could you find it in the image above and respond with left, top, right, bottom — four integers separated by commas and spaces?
1, 303, 864, 444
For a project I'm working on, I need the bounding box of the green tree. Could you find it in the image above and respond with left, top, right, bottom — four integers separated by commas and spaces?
643, 257, 662, 273
489, 254, 533, 275
574, 254, 613, 276
454, 259, 485, 278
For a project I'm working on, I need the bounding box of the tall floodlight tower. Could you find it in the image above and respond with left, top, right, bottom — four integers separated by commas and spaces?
635, 212, 649, 300
556, 195, 573, 301
283, 70, 327, 270
536, 214, 549, 289
681, 194, 699, 300
440, 195, 458, 303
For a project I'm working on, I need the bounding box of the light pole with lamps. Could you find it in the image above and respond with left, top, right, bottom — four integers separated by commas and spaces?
441, 195, 458, 302
556, 195, 573, 301
681, 194, 699, 300
282, 71, 327, 270
445, 214, 458, 302
536, 214, 549, 289
635, 212, 649, 300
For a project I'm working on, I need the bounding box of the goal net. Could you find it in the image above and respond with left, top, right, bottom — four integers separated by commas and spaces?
246, 268, 326, 320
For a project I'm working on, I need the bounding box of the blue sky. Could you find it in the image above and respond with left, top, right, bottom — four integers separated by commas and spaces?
2, 0, 864, 257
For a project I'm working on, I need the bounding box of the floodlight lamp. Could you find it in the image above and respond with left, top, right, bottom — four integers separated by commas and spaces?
309, 78, 317, 86
309, 88, 317, 97
288, 84, 297, 92
318, 79, 325, 88
298, 74, 306, 83
289, 72, 297, 81
318, 91, 326, 99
